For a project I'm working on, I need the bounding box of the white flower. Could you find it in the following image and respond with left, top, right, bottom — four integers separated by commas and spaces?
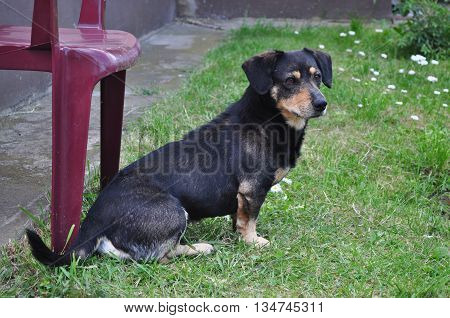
434, 90, 441, 95
410, 115, 419, 121
399, 69, 405, 74
408, 70, 416, 75
373, 71, 380, 76
427, 75, 438, 82
348, 31, 356, 36
270, 184, 283, 193
294, 30, 299, 35
418, 60, 429, 66
352, 77, 361, 82
354, 40, 360, 44
375, 28, 383, 33
395, 101, 403, 105
358, 51, 366, 57
380, 53, 388, 59
443, 88, 448, 93
431, 60, 439, 65
371, 77, 377, 81
318, 44, 325, 49
346, 48, 353, 53
338, 67, 345, 72
401, 89, 408, 93
443, 103, 448, 107
369, 68, 374, 72
340, 32, 347, 37
387, 84, 396, 90
411, 54, 426, 62
357, 103, 363, 108
282, 178, 292, 185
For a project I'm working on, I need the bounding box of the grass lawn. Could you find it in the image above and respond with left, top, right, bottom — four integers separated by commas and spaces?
1, 21, 448, 297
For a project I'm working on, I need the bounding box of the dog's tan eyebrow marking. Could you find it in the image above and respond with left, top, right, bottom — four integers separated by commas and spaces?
291, 70, 301, 79
309, 67, 317, 75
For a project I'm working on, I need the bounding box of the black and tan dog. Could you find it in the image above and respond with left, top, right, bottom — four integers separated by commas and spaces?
27, 48, 332, 266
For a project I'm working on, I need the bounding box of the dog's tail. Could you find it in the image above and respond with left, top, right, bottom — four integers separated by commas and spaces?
26, 229, 96, 267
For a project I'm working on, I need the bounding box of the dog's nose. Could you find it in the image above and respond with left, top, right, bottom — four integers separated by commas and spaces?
313, 99, 327, 112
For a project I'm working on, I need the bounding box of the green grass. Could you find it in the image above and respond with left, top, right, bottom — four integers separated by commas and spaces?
1, 22, 449, 297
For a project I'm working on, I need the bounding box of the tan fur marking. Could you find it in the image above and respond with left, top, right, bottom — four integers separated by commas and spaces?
292, 70, 301, 79
309, 67, 317, 75
270, 85, 279, 100
276, 89, 311, 130
235, 193, 270, 247
239, 180, 254, 194
273, 167, 290, 184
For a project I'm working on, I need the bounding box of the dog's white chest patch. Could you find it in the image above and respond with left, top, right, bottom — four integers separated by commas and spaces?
273, 167, 290, 184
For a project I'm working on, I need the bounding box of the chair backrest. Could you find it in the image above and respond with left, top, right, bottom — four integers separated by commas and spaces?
78, 0, 106, 30
30, 0, 58, 48
30, 0, 106, 49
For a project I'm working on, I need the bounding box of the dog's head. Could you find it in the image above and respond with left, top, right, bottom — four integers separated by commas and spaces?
242, 49, 332, 129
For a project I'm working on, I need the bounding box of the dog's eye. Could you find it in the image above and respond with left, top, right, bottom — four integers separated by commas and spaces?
285, 77, 295, 85
314, 73, 321, 80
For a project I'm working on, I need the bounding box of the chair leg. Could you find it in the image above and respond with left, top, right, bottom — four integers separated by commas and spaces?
100, 70, 126, 189
51, 62, 94, 253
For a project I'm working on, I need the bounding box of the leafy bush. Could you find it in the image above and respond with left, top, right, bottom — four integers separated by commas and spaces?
394, 0, 449, 58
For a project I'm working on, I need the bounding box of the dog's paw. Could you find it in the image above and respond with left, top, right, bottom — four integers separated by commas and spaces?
254, 236, 270, 248
244, 235, 270, 248
192, 243, 215, 254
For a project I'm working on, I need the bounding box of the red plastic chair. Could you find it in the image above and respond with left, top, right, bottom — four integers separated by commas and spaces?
0, 0, 140, 253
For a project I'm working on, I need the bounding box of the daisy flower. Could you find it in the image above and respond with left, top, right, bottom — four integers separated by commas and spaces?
410, 115, 419, 121
318, 44, 325, 49
411, 54, 426, 62
354, 40, 360, 44
340, 32, 347, 37
427, 76, 438, 82
395, 101, 403, 105
348, 31, 356, 36
408, 70, 416, 75
399, 69, 405, 74
387, 84, 396, 90
358, 51, 366, 57
434, 90, 441, 95
380, 53, 387, 59
431, 60, 439, 65
375, 29, 383, 33
401, 89, 408, 93
346, 48, 353, 53
270, 184, 283, 193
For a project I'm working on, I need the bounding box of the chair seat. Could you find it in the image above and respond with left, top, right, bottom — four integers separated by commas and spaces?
0, 25, 140, 74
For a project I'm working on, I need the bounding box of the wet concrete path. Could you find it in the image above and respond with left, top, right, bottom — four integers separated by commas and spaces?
0, 22, 225, 245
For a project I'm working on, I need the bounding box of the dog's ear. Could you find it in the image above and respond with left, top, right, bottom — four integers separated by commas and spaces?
242, 50, 284, 95
303, 48, 332, 88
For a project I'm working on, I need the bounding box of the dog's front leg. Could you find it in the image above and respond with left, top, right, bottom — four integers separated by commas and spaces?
234, 192, 270, 247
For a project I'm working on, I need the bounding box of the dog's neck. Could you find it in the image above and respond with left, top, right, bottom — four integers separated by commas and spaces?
236, 86, 307, 167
